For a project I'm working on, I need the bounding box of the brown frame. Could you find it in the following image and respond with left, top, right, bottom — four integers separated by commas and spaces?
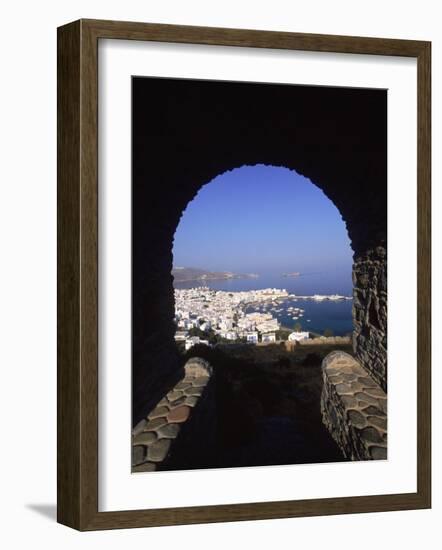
57, 18, 431, 531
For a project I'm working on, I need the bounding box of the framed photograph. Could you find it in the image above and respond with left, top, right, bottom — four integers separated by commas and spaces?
57, 19, 431, 530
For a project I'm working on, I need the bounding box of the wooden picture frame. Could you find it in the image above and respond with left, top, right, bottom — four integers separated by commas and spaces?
57, 18, 431, 530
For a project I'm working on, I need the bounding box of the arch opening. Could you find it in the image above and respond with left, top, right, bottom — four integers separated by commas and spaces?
173, 164, 354, 337
165, 165, 356, 469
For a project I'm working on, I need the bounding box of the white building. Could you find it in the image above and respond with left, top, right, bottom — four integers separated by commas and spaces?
288, 331, 310, 342
261, 332, 276, 343
185, 336, 200, 350
257, 318, 280, 333
246, 331, 258, 344
174, 331, 188, 341
219, 319, 233, 331
174, 287, 289, 347
221, 330, 237, 341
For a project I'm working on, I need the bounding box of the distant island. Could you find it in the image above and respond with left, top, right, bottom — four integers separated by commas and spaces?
172, 267, 259, 283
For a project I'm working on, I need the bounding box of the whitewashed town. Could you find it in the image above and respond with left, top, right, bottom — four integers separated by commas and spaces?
174, 287, 351, 350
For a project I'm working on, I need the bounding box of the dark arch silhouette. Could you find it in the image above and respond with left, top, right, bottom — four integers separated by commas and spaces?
132, 77, 387, 423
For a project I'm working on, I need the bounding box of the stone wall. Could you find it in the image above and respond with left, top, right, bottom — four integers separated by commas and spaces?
131, 358, 215, 471
353, 246, 387, 391
299, 335, 352, 346
284, 336, 351, 352
321, 351, 387, 460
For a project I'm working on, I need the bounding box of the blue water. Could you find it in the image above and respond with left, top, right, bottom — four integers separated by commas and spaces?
246, 298, 353, 336
174, 272, 353, 336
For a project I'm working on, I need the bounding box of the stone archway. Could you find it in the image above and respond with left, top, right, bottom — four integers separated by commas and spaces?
132, 77, 387, 423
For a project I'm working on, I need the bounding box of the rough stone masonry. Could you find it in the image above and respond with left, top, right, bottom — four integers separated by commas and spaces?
131, 358, 215, 472
321, 351, 387, 460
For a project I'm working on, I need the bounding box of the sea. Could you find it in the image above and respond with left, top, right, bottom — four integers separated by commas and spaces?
174, 271, 353, 336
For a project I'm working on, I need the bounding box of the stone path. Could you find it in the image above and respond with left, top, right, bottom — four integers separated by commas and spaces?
321, 351, 387, 460
132, 357, 212, 472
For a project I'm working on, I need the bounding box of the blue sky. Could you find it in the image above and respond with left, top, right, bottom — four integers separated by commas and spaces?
172, 165, 353, 277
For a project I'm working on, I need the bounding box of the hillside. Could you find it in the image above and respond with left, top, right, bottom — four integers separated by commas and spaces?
172, 267, 258, 283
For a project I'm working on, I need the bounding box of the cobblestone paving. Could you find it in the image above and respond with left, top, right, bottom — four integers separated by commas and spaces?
132, 358, 211, 472
321, 351, 387, 460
